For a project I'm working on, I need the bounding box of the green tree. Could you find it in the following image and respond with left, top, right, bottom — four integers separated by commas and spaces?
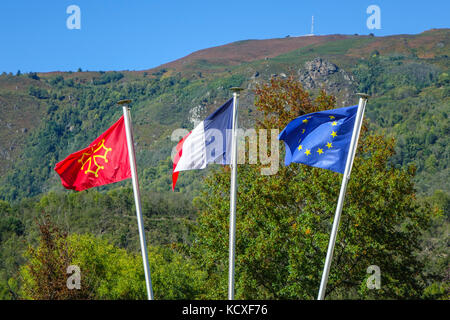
68, 234, 206, 299
20, 215, 93, 299
419, 190, 450, 300
20, 216, 206, 299
191, 77, 432, 299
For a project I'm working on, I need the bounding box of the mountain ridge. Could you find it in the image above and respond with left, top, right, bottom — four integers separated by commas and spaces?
0, 28, 448, 201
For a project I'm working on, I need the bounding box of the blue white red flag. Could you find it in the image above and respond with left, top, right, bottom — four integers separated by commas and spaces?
172, 98, 234, 190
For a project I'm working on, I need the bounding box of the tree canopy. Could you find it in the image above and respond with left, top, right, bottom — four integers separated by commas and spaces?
190, 77, 434, 299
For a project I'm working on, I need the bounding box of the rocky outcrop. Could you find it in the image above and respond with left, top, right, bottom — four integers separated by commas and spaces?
189, 104, 206, 127
298, 58, 356, 105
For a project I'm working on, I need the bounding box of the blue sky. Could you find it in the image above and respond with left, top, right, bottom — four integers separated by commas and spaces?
0, 0, 448, 73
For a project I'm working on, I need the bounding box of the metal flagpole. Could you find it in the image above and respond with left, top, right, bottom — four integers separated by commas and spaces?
118, 99, 154, 300
317, 93, 369, 300
228, 87, 243, 300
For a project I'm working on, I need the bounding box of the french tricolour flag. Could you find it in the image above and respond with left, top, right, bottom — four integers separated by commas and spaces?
172, 98, 234, 190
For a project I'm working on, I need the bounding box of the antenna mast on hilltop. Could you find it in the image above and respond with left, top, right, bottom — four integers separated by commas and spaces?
300, 15, 315, 37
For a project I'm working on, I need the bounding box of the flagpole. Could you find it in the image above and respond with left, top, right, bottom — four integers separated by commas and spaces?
317, 93, 369, 300
228, 87, 243, 300
118, 99, 154, 300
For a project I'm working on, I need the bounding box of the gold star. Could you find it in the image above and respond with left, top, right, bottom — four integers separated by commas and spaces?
302, 119, 308, 123
317, 148, 323, 155
305, 149, 311, 156
331, 121, 337, 126
326, 142, 333, 149
298, 145, 303, 151
331, 131, 337, 138
329, 115, 335, 119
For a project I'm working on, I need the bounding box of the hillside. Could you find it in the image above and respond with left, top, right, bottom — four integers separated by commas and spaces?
0, 28, 449, 300
0, 29, 448, 201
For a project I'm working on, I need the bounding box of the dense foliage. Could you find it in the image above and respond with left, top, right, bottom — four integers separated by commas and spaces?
190, 78, 442, 299
353, 53, 449, 194
0, 188, 197, 299
19, 215, 206, 299
0, 31, 448, 300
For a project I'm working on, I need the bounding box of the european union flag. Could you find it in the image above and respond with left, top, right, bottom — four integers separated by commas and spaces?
278, 105, 358, 174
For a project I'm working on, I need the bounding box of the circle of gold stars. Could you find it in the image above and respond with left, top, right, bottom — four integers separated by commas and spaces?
297, 116, 338, 157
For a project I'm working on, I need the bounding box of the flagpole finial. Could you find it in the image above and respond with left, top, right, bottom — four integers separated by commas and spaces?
230, 87, 244, 93
356, 93, 370, 100
117, 99, 132, 106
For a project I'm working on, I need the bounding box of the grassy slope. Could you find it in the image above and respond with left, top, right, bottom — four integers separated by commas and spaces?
0, 30, 448, 300
0, 29, 448, 200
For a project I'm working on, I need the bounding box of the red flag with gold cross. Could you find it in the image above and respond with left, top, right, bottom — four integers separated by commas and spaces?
54, 116, 131, 191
